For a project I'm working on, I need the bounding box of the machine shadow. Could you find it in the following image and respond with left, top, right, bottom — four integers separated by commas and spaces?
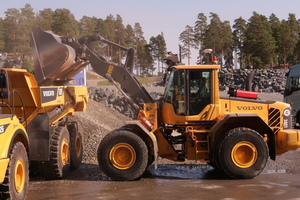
143, 164, 232, 180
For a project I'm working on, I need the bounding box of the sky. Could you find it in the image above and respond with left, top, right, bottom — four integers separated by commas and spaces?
0, 0, 300, 65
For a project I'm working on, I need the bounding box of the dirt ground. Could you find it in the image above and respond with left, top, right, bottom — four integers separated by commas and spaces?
26, 91, 300, 200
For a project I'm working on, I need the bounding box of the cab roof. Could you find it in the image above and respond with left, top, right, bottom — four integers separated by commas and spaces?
172, 64, 220, 70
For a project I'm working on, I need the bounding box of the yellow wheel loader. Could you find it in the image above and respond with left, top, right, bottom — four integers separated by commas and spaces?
29, 29, 300, 182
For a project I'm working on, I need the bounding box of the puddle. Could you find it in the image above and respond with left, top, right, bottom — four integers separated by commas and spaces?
263, 169, 286, 174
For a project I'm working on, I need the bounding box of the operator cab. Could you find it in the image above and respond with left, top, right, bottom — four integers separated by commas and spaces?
163, 68, 212, 116
161, 65, 219, 125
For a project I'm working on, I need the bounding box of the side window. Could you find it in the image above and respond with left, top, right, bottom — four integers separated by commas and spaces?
189, 70, 211, 115
291, 76, 300, 93
163, 70, 186, 115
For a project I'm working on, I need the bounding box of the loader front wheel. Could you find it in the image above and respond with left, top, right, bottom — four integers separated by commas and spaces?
67, 122, 83, 170
97, 130, 148, 181
40, 126, 70, 180
0, 142, 29, 200
218, 127, 268, 179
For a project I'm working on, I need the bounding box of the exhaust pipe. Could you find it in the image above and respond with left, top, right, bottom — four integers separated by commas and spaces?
245, 70, 255, 91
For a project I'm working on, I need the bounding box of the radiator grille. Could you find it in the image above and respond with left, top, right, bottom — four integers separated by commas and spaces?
268, 108, 280, 133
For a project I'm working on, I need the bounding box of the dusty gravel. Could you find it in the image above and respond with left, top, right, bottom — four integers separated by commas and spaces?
71, 100, 130, 164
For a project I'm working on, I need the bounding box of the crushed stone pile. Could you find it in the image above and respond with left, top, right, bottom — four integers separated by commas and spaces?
70, 100, 130, 165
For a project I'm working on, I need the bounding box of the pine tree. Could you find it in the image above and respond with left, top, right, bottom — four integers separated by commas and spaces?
179, 25, 195, 65
134, 23, 147, 76
36, 8, 54, 31
194, 13, 207, 64
287, 14, 300, 65
233, 17, 247, 68
78, 16, 97, 36
0, 18, 4, 51
51, 8, 79, 36
243, 12, 276, 68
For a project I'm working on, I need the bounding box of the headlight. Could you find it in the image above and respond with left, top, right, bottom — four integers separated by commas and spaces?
283, 108, 292, 129
284, 108, 291, 117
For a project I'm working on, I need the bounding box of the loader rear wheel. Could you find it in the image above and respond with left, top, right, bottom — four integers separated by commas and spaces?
40, 126, 70, 180
0, 142, 29, 200
67, 122, 83, 170
97, 130, 148, 181
218, 127, 268, 179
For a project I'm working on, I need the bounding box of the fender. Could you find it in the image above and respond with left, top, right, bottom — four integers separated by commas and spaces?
121, 121, 158, 168
0, 117, 28, 159
0, 124, 28, 183
8, 128, 29, 155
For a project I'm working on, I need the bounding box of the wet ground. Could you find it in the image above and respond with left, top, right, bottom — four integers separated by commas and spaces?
27, 149, 300, 200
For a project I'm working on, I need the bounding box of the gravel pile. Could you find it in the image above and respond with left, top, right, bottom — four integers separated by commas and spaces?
70, 100, 130, 165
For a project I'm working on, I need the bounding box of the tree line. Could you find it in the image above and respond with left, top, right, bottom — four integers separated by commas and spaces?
180, 12, 300, 69
0, 4, 299, 75
0, 4, 166, 75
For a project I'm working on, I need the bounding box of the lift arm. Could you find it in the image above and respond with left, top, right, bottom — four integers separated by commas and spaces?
30, 29, 153, 115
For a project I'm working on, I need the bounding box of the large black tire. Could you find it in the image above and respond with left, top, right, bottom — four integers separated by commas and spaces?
0, 142, 29, 200
218, 127, 268, 179
97, 130, 149, 181
40, 126, 70, 180
67, 122, 83, 170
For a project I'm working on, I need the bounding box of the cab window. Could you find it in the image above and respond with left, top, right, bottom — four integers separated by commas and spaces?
188, 70, 211, 115
290, 76, 300, 92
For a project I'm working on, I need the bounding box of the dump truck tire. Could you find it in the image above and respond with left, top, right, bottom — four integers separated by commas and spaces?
40, 126, 70, 180
0, 142, 29, 200
218, 127, 268, 179
97, 130, 148, 181
67, 122, 83, 170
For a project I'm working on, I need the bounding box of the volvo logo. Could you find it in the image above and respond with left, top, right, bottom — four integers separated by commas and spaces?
41, 88, 58, 103
237, 106, 263, 111
43, 90, 55, 97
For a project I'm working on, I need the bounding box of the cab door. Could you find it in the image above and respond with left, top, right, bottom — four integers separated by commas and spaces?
161, 69, 215, 125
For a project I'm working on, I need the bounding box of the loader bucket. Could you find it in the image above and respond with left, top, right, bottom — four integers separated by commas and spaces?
30, 29, 88, 86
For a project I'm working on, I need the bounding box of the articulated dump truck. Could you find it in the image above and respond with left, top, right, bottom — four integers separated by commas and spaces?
0, 30, 88, 199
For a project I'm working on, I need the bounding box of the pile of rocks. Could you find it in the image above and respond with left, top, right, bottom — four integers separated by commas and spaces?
219, 68, 287, 93
88, 86, 164, 118
88, 86, 135, 118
